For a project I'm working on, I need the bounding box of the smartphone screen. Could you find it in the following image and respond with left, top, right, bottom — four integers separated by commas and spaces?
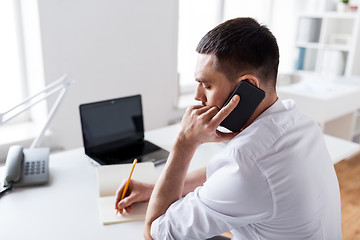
220, 80, 265, 132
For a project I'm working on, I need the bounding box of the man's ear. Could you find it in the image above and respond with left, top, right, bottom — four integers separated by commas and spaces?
237, 74, 260, 88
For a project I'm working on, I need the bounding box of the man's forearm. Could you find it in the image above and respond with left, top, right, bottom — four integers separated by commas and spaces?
143, 96, 239, 239
144, 138, 198, 239
183, 167, 206, 196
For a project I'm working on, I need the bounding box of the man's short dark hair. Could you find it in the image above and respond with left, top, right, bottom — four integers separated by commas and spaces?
196, 17, 279, 88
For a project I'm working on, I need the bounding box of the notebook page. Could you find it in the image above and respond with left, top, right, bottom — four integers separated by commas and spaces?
96, 162, 159, 224
99, 196, 148, 225
97, 162, 158, 197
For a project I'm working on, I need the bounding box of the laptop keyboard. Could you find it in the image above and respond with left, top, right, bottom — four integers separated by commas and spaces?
96, 141, 161, 164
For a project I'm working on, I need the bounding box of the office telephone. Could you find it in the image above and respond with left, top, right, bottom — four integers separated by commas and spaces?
2, 145, 49, 191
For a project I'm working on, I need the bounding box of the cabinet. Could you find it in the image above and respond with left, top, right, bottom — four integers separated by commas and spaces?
295, 11, 360, 76
354, 110, 360, 143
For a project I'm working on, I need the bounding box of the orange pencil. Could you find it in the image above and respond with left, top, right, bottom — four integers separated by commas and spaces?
116, 159, 138, 215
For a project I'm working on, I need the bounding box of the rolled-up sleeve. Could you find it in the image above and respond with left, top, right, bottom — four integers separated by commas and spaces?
150, 187, 235, 240
150, 154, 274, 240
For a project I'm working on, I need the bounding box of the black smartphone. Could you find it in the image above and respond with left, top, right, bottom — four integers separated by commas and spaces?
220, 80, 265, 132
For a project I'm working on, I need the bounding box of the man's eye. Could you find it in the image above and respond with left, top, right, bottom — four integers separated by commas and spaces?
204, 85, 211, 90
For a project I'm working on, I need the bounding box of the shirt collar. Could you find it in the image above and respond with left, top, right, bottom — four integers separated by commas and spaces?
256, 98, 295, 121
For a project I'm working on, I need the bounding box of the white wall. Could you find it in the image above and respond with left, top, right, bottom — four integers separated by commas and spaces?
37, 0, 179, 150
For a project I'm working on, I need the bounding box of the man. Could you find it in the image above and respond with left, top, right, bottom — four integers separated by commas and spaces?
115, 18, 342, 239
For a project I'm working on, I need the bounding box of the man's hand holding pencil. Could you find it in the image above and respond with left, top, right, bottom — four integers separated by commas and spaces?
114, 159, 155, 215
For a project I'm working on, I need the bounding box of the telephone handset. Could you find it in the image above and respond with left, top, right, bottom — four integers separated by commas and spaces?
3, 145, 49, 190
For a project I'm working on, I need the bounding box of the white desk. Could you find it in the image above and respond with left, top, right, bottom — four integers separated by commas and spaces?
325, 134, 360, 164
0, 124, 224, 240
0, 124, 358, 240
278, 78, 360, 140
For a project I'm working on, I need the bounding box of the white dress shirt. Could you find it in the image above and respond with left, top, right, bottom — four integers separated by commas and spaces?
151, 99, 342, 240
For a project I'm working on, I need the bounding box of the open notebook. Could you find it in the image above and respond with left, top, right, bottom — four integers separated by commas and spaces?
96, 162, 159, 225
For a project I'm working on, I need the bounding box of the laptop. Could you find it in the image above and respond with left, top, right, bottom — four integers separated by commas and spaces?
79, 95, 169, 166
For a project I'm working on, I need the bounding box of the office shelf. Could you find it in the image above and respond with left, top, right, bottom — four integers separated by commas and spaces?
295, 11, 360, 76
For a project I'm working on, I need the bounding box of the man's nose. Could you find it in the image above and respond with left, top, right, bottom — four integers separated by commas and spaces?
194, 84, 206, 102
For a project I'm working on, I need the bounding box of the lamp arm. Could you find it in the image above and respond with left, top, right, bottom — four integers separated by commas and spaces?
1, 84, 65, 125
0, 74, 69, 125
0, 74, 71, 148
1, 75, 67, 116
30, 79, 70, 149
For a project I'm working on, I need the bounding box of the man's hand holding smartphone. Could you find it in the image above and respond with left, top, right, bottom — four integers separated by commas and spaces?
220, 80, 265, 132
177, 94, 240, 149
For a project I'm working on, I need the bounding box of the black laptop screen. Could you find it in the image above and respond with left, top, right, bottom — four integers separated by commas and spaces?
79, 95, 144, 152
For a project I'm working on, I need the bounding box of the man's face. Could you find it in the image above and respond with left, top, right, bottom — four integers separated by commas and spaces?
194, 54, 237, 109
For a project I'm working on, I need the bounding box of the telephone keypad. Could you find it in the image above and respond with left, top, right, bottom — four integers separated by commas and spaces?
24, 161, 47, 176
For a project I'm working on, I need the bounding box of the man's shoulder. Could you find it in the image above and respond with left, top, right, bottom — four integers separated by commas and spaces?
226, 99, 318, 160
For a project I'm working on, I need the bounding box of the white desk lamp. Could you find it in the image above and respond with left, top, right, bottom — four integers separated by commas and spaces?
0, 74, 70, 195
